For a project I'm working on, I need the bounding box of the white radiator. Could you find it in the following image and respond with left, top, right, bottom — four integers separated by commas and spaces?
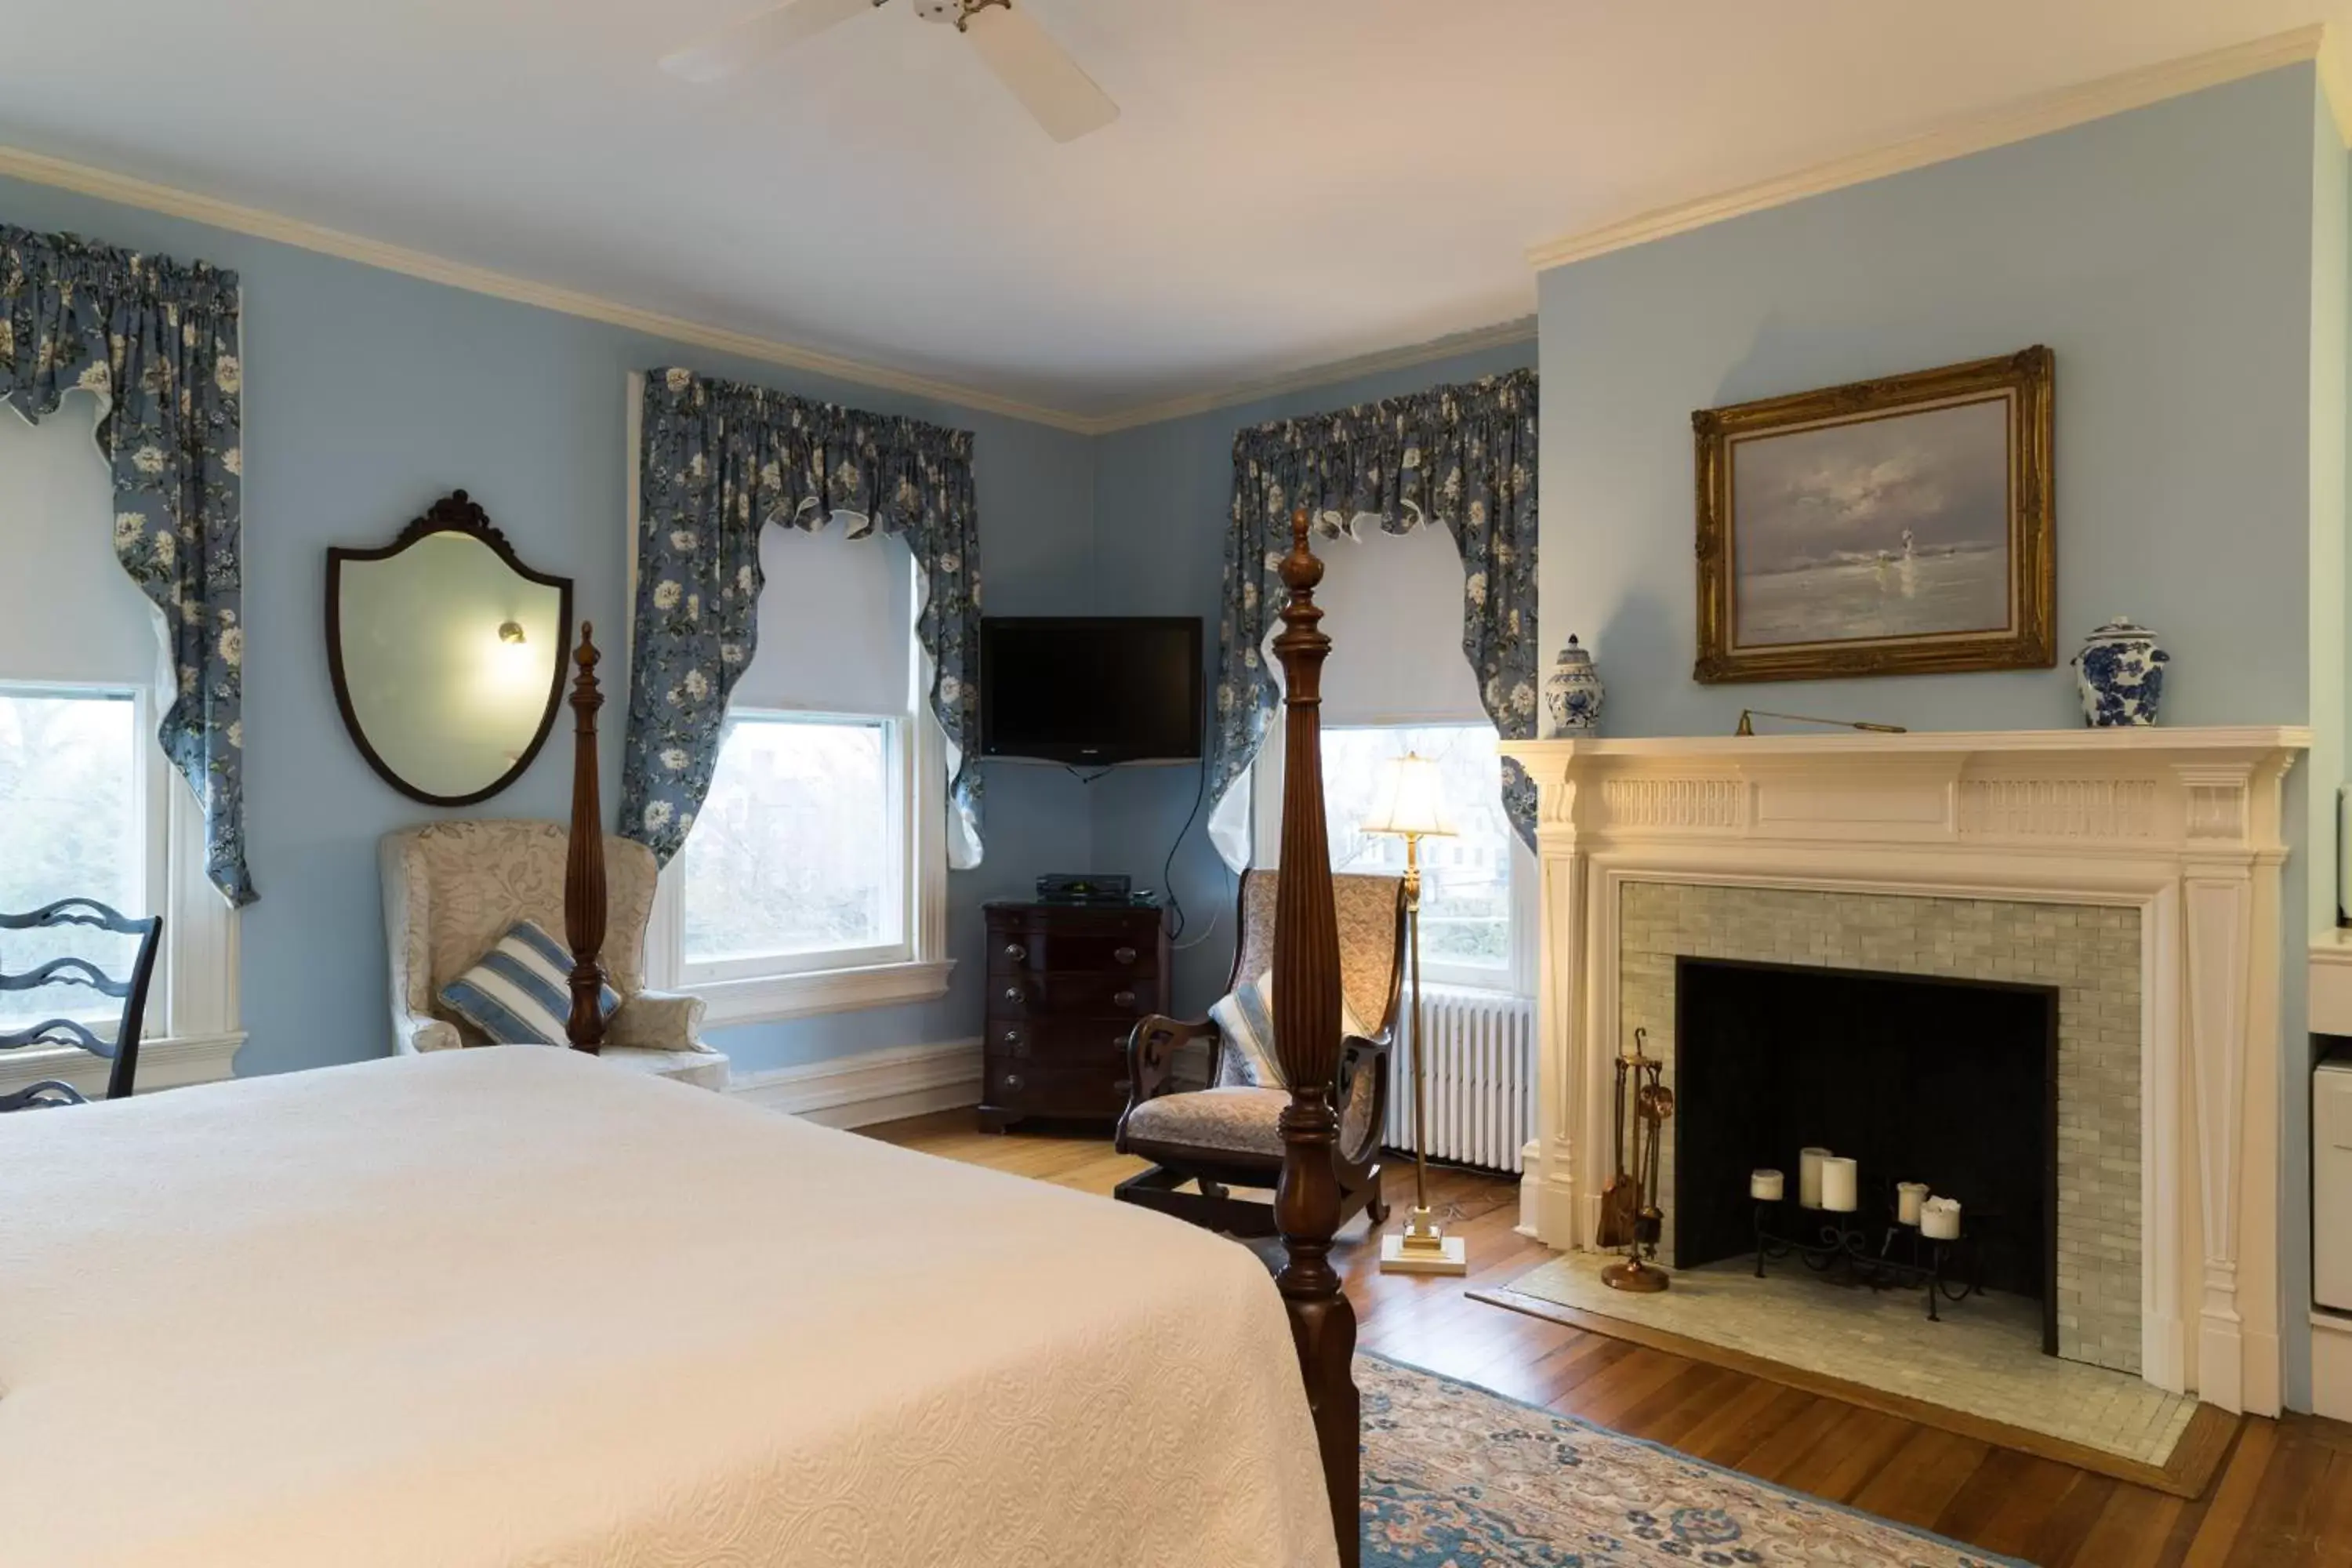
1381, 985, 1536, 1174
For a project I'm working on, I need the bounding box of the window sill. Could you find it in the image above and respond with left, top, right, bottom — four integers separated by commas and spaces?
686, 958, 956, 1029
0, 1030, 243, 1099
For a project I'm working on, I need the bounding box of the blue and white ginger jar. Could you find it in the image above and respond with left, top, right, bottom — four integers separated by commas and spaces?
1545, 636, 1605, 734
2071, 618, 2169, 728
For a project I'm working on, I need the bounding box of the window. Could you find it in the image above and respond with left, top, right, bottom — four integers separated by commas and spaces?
681, 712, 906, 980
628, 377, 953, 1027
0, 685, 151, 1032
0, 404, 241, 1095
1321, 724, 1522, 989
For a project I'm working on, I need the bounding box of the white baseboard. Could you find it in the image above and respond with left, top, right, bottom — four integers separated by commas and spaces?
725, 1037, 982, 1129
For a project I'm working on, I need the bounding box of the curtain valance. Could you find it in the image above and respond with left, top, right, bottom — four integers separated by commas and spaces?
0, 224, 252, 905
1209, 368, 1538, 865
621, 368, 984, 868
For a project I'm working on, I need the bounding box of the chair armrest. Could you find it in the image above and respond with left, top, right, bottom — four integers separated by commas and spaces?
394, 1012, 463, 1054
1335, 1029, 1393, 1170
1116, 1014, 1217, 1149
608, 990, 711, 1052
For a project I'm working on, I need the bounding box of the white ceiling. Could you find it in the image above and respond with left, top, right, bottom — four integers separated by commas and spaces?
0, 1, 2344, 423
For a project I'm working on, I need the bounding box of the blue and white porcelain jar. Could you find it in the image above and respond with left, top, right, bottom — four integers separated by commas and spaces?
2071, 618, 2170, 727
1545, 636, 1605, 734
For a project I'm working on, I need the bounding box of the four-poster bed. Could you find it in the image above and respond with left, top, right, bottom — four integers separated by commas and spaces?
551, 514, 1369, 1557
0, 517, 1366, 1565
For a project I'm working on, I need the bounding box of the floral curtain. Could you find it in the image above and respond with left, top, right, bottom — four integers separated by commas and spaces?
1208, 368, 1538, 866
0, 224, 252, 905
622, 368, 984, 869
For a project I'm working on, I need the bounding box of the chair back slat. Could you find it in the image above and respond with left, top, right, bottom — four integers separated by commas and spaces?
0, 897, 158, 935
0, 956, 135, 998
0, 897, 163, 1107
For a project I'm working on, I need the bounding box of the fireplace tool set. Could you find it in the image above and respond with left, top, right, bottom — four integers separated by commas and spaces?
1601, 1030, 1673, 1294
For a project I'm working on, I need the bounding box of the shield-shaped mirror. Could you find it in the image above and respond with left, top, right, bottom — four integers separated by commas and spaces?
327, 491, 572, 807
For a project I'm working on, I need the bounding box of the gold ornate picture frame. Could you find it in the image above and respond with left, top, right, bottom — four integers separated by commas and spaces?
1693, 347, 2054, 684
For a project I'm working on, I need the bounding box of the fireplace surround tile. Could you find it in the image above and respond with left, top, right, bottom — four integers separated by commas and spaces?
1618, 880, 2143, 1372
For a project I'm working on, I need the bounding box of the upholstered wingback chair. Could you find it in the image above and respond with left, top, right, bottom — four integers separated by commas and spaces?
1112, 869, 1405, 1236
381, 820, 728, 1091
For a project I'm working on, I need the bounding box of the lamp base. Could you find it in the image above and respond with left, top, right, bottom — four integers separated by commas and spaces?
1377, 1209, 1468, 1276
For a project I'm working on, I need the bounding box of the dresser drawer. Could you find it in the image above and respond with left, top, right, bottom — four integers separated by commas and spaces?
983, 1059, 1131, 1119
988, 971, 1157, 1017
987, 928, 1160, 976
987, 1014, 1141, 1065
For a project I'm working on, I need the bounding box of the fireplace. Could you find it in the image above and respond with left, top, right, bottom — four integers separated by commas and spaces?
1671, 957, 2059, 1352
1503, 726, 2307, 1414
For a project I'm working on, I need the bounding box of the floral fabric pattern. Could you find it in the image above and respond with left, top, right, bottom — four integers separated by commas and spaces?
1361, 1352, 2023, 1567
1212, 370, 1538, 855
0, 224, 252, 905
622, 368, 985, 867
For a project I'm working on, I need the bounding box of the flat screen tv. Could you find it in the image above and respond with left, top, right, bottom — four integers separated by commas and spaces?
978, 617, 1203, 765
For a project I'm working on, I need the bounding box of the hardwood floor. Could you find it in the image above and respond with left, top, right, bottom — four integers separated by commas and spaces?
864, 1112, 2352, 1568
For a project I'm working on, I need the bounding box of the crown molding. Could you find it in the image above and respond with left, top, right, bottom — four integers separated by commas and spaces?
0, 143, 1102, 433
1529, 24, 2341, 274
0, 140, 1537, 437
1072, 316, 1538, 434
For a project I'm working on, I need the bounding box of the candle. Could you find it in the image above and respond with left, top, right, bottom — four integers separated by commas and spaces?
1798, 1147, 1832, 1208
1921, 1197, 1962, 1240
1750, 1168, 1784, 1201
1820, 1156, 1859, 1213
1896, 1181, 1930, 1226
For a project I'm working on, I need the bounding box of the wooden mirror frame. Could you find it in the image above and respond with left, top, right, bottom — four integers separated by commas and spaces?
325, 490, 574, 808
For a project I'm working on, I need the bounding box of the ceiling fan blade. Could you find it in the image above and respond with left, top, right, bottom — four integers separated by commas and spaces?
963, 3, 1120, 143
661, 0, 882, 84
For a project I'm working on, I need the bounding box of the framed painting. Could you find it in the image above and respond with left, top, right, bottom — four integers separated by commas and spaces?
1693, 347, 2053, 684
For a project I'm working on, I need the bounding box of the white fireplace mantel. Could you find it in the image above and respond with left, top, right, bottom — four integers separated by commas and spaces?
1501, 725, 2310, 1415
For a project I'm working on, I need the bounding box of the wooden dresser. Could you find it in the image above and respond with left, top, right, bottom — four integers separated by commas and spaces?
979, 899, 1170, 1131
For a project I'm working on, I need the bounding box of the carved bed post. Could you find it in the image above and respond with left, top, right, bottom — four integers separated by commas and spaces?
564, 623, 609, 1054
1268, 508, 1360, 1567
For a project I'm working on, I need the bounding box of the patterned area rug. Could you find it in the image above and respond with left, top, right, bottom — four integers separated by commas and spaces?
1362, 1352, 2027, 1567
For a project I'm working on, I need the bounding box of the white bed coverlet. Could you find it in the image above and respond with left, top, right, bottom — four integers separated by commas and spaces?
0, 1048, 1338, 1566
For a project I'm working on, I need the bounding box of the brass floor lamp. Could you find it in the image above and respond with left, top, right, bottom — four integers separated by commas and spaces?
1366, 753, 1467, 1276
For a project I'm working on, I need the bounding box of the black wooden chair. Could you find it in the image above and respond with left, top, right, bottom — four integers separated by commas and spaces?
0, 898, 163, 1112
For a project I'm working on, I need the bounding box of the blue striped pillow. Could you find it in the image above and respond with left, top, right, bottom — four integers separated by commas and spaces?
439, 920, 621, 1047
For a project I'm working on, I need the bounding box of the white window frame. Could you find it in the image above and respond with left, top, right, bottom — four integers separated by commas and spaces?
627, 372, 952, 1028
0, 678, 244, 1100
1250, 717, 1537, 997
643, 701, 952, 1028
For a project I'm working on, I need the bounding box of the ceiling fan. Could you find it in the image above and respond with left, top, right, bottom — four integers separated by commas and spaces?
662, 0, 1120, 143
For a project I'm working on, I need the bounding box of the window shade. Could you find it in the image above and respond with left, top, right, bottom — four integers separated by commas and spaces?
725, 521, 914, 718
0, 397, 162, 688
1276, 521, 1483, 728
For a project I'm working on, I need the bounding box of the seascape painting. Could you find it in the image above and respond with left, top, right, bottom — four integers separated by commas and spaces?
1730, 396, 2011, 649
1692, 347, 2054, 684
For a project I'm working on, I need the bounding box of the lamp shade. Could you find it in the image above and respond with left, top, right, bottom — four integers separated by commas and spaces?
1361, 753, 1456, 839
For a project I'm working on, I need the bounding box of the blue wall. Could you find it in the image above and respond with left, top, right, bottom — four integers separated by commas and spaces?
0, 172, 1098, 1080
1534, 64, 2339, 1411
1089, 336, 1537, 1015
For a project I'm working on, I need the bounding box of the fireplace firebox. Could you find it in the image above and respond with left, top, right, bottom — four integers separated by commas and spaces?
1671, 956, 2059, 1353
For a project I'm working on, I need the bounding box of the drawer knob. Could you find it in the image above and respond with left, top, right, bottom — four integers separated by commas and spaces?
1112, 989, 1137, 1009
1112, 1079, 1132, 1096
1113, 946, 1138, 965
1002, 985, 1023, 1006
1004, 942, 1028, 962
1000, 1027, 1023, 1047
1004, 1073, 1024, 1092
